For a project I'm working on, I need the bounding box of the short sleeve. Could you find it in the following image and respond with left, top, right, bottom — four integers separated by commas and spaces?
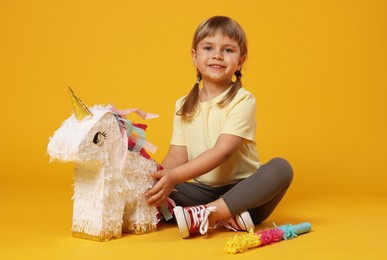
170, 98, 186, 146
221, 93, 257, 142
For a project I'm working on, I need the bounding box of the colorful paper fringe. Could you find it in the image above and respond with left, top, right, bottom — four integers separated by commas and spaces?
224, 222, 312, 254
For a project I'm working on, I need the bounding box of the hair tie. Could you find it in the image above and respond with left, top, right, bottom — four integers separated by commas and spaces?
195, 70, 202, 84
235, 70, 242, 78
196, 74, 202, 84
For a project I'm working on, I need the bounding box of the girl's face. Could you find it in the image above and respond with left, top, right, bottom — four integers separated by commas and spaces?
192, 32, 245, 87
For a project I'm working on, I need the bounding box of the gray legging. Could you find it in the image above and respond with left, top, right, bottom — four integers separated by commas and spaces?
169, 157, 293, 224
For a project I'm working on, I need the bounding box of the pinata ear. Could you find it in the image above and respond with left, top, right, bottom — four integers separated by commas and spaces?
68, 87, 93, 121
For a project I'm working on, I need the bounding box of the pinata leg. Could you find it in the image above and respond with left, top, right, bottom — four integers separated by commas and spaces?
71, 167, 125, 241
122, 198, 158, 234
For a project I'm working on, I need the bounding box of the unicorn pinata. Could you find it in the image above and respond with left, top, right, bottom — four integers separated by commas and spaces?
47, 87, 160, 241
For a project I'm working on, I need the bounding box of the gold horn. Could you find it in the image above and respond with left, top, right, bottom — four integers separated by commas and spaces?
68, 87, 93, 121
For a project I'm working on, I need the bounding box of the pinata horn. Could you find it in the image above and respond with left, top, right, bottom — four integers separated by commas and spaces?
68, 87, 93, 121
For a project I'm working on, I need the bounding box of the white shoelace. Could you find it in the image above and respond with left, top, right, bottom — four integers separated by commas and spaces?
188, 205, 216, 235
214, 217, 239, 231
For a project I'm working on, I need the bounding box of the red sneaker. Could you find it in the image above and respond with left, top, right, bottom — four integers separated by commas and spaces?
173, 205, 216, 238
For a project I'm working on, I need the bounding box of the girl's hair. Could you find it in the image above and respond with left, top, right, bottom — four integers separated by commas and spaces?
177, 16, 248, 121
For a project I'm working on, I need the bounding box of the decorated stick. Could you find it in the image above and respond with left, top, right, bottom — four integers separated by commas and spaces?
224, 222, 312, 254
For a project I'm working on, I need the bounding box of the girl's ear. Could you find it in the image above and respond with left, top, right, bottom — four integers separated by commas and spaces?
192, 49, 197, 67
238, 55, 246, 71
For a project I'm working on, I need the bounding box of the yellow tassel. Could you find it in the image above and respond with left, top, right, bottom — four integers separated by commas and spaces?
224, 229, 261, 254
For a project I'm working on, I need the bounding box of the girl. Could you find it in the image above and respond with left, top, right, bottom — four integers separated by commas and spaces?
145, 16, 293, 238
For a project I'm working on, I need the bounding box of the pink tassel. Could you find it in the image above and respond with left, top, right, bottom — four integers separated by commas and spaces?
257, 228, 284, 246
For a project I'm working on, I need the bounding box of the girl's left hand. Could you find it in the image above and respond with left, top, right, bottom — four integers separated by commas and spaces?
145, 169, 177, 207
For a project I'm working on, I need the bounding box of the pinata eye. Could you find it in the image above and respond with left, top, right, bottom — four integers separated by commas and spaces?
93, 131, 107, 146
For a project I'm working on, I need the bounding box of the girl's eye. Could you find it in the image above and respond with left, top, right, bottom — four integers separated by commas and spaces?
203, 46, 212, 51
224, 48, 234, 53
93, 131, 107, 146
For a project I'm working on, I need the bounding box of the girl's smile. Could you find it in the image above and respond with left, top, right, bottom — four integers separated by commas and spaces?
208, 64, 226, 70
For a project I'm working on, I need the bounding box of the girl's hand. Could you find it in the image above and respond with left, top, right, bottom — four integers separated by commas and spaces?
145, 169, 177, 207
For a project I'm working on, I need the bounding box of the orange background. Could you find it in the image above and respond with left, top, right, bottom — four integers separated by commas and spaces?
1, 0, 386, 196
1, 0, 386, 259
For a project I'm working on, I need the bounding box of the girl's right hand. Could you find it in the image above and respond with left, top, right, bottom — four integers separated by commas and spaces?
145, 169, 177, 207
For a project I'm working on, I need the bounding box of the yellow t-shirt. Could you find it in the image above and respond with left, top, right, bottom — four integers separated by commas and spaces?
171, 87, 261, 187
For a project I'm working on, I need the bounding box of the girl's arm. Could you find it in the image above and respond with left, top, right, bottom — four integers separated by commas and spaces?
160, 145, 188, 169
146, 133, 243, 206
172, 133, 243, 183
